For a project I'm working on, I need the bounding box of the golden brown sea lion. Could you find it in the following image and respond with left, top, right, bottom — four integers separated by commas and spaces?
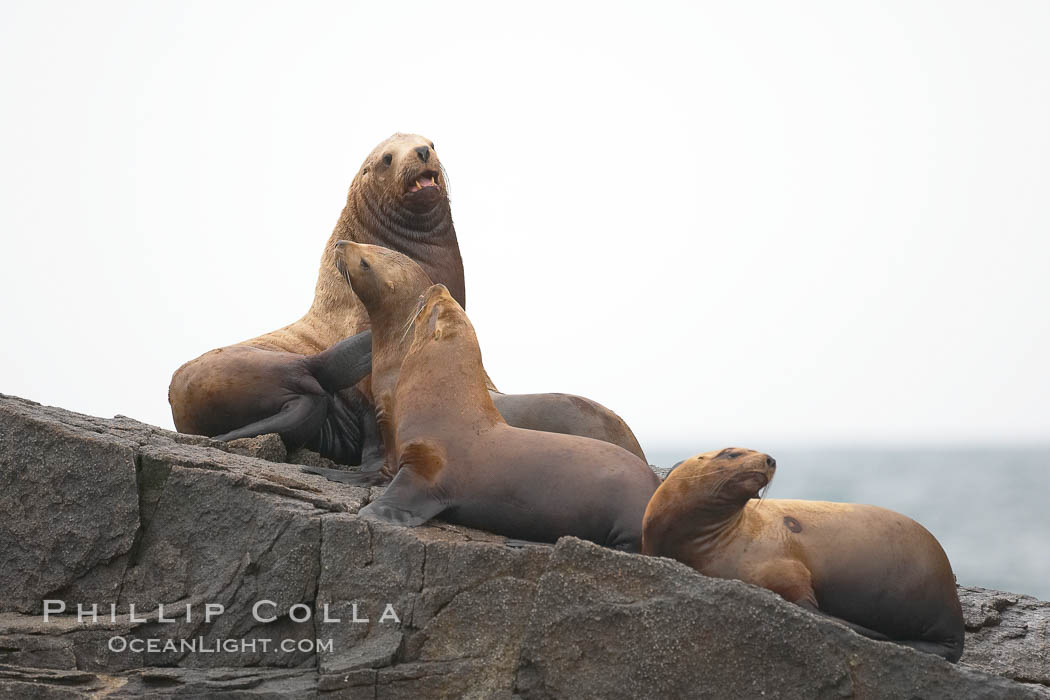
642, 448, 965, 661
167, 134, 464, 461
356, 283, 660, 551
300, 241, 647, 484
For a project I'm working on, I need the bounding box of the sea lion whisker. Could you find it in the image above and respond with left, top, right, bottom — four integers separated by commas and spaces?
709, 473, 737, 496
668, 465, 744, 481
719, 469, 770, 493
399, 300, 427, 344
755, 482, 772, 507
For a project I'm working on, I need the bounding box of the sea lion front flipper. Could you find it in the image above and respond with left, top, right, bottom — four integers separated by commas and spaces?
359, 444, 447, 527
310, 330, 374, 393
213, 394, 326, 445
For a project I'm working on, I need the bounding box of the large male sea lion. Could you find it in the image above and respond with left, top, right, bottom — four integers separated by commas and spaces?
168, 133, 465, 462
642, 448, 965, 661
169, 133, 646, 467
356, 283, 660, 551
301, 241, 647, 484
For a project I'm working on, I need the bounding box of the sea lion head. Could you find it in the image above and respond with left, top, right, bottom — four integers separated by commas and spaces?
334, 240, 433, 313
643, 447, 777, 557
400, 284, 481, 371
353, 133, 448, 217
671, 448, 777, 506
395, 284, 487, 401
410, 284, 473, 345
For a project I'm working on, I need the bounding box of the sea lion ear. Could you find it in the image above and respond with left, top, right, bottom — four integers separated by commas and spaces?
427, 305, 441, 339
426, 304, 460, 341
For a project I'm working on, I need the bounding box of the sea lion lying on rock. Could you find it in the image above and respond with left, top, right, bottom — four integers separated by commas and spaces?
353, 283, 660, 551
642, 447, 965, 661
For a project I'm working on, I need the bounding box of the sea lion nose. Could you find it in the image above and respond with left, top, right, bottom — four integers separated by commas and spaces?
415, 145, 430, 163
766, 456, 777, 469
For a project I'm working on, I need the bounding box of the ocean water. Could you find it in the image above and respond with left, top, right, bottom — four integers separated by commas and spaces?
646, 446, 1050, 601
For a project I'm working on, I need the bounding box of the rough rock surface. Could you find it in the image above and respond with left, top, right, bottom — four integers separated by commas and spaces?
1, 393, 1048, 699
958, 586, 1050, 686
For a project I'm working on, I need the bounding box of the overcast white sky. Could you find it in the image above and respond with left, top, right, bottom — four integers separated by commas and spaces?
1, 1, 1047, 448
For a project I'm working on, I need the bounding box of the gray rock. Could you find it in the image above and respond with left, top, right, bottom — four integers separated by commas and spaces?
110, 667, 318, 697
0, 664, 318, 698
2, 393, 1049, 699
959, 585, 1050, 686
0, 664, 118, 699
315, 516, 549, 698
226, 433, 288, 463
650, 464, 674, 481
514, 538, 1050, 699
0, 396, 139, 615
286, 446, 345, 471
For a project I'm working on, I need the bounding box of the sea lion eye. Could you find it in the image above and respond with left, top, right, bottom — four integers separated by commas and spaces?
360, 258, 371, 270
382, 153, 392, 166
429, 142, 435, 150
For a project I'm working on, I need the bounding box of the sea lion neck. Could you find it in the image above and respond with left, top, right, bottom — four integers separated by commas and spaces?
688, 483, 752, 532
366, 293, 425, 355
396, 315, 502, 432
679, 509, 747, 570
403, 350, 499, 421
343, 184, 466, 307
647, 483, 746, 563
304, 184, 464, 342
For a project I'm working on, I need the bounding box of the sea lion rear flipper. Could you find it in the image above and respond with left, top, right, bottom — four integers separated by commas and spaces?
213, 394, 326, 445
359, 446, 447, 527
311, 330, 373, 393
803, 601, 959, 660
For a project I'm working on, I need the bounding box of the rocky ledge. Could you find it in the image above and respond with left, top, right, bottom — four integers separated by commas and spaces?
1, 393, 1048, 699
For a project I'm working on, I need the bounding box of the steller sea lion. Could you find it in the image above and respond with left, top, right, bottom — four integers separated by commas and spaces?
356, 283, 660, 551
642, 448, 965, 661
167, 133, 465, 461
300, 241, 647, 485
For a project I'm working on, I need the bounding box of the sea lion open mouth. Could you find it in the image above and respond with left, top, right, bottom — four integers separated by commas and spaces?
406, 170, 439, 193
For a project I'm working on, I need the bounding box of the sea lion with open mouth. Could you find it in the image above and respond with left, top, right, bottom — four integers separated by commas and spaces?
642, 448, 965, 661
167, 133, 465, 462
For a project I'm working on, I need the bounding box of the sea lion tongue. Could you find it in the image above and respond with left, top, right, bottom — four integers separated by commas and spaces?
408, 174, 438, 193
